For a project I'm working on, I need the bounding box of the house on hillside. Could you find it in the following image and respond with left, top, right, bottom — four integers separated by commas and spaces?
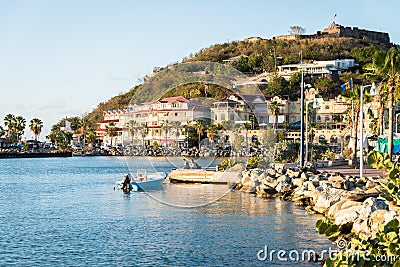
277, 59, 355, 80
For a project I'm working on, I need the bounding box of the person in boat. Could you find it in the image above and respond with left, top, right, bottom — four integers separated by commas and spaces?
182, 158, 190, 169
189, 158, 200, 169
122, 173, 131, 191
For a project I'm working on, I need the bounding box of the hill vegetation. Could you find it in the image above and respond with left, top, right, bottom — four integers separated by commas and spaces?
83, 36, 394, 127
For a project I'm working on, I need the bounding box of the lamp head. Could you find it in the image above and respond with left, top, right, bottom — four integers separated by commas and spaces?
369, 82, 377, 96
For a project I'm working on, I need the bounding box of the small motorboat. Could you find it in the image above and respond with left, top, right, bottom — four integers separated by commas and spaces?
116, 169, 166, 192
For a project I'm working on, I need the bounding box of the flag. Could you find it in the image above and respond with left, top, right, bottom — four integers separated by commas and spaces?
341, 79, 353, 91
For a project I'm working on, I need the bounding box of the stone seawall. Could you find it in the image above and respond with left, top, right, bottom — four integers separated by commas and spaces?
230, 163, 397, 241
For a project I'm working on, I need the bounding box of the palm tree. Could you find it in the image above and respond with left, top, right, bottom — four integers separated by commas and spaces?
127, 120, 137, 145
29, 118, 43, 142
4, 114, 15, 142
14, 116, 26, 142
105, 122, 118, 147
206, 124, 218, 148
79, 118, 92, 146
268, 101, 280, 129
365, 47, 400, 160
86, 127, 97, 144
194, 120, 205, 147
170, 121, 181, 146
139, 123, 148, 154
160, 120, 169, 147
0, 126, 5, 138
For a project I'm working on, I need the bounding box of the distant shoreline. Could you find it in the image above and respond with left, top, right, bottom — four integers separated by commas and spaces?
0, 151, 72, 159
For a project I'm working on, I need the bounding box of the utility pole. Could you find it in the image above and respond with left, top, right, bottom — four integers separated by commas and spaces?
300, 71, 305, 167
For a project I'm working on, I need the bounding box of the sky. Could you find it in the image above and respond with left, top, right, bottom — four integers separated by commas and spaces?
1, 0, 399, 140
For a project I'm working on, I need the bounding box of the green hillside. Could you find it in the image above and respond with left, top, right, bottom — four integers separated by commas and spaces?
84, 36, 394, 126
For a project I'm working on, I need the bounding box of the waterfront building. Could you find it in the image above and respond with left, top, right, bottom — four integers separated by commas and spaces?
97, 96, 210, 146
95, 109, 129, 146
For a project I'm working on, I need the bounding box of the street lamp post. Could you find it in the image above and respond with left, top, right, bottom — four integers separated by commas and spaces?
359, 83, 376, 178
300, 71, 305, 167
305, 99, 317, 164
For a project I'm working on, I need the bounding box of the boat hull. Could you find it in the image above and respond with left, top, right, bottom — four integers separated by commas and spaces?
116, 172, 166, 192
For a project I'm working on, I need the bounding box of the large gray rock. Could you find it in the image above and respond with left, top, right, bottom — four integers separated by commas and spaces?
275, 181, 291, 193
353, 218, 370, 236
328, 175, 345, 184
370, 209, 387, 231
365, 180, 377, 189
262, 176, 279, 189
258, 183, 277, 195
267, 168, 277, 177
327, 200, 362, 220
227, 163, 246, 172
292, 178, 306, 188
303, 181, 316, 192
277, 174, 291, 183
335, 206, 362, 225
359, 197, 389, 219
301, 172, 309, 179
313, 187, 349, 209
241, 173, 252, 187
286, 169, 300, 178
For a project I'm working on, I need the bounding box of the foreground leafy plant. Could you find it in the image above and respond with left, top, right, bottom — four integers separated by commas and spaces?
316, 151, 400, 266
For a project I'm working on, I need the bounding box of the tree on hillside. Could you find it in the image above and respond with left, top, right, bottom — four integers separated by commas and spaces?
289, 26, 305, 35
313, 78, 341, 99
29, 118, 43, 142
351, 45, 379, 66
264, 75, 289, 96
231, 56, 251, 73
364, 47, 400, 160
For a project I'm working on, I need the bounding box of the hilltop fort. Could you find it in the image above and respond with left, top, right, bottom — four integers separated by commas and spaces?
273, 22, 390, 45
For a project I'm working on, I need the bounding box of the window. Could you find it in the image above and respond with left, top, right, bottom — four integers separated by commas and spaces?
221, 114, 225, 121
325, 105, 330, 110
214, 115, 217, 120
325, 116, 330, 122
175, 112, 178, 116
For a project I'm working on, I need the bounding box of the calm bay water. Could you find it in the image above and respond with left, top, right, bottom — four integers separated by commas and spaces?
0, 156, 331, 266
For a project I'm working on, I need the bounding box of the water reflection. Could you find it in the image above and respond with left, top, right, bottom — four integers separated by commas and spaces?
0, 157, 331, 266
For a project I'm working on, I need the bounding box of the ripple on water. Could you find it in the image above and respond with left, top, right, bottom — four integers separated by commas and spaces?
0, 157, 331, 266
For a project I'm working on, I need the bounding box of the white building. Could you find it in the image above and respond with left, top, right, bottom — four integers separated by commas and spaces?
278, 59, 355, 79
97, 96, 211, 146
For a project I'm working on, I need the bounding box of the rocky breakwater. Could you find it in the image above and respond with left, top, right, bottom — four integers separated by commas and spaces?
233, 164, 397, 237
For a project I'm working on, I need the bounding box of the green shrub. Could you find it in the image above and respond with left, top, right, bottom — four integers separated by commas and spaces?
316, 150, 400, 266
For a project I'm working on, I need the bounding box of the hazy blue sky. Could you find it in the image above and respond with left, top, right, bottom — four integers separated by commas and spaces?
1, 0, 399, 139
